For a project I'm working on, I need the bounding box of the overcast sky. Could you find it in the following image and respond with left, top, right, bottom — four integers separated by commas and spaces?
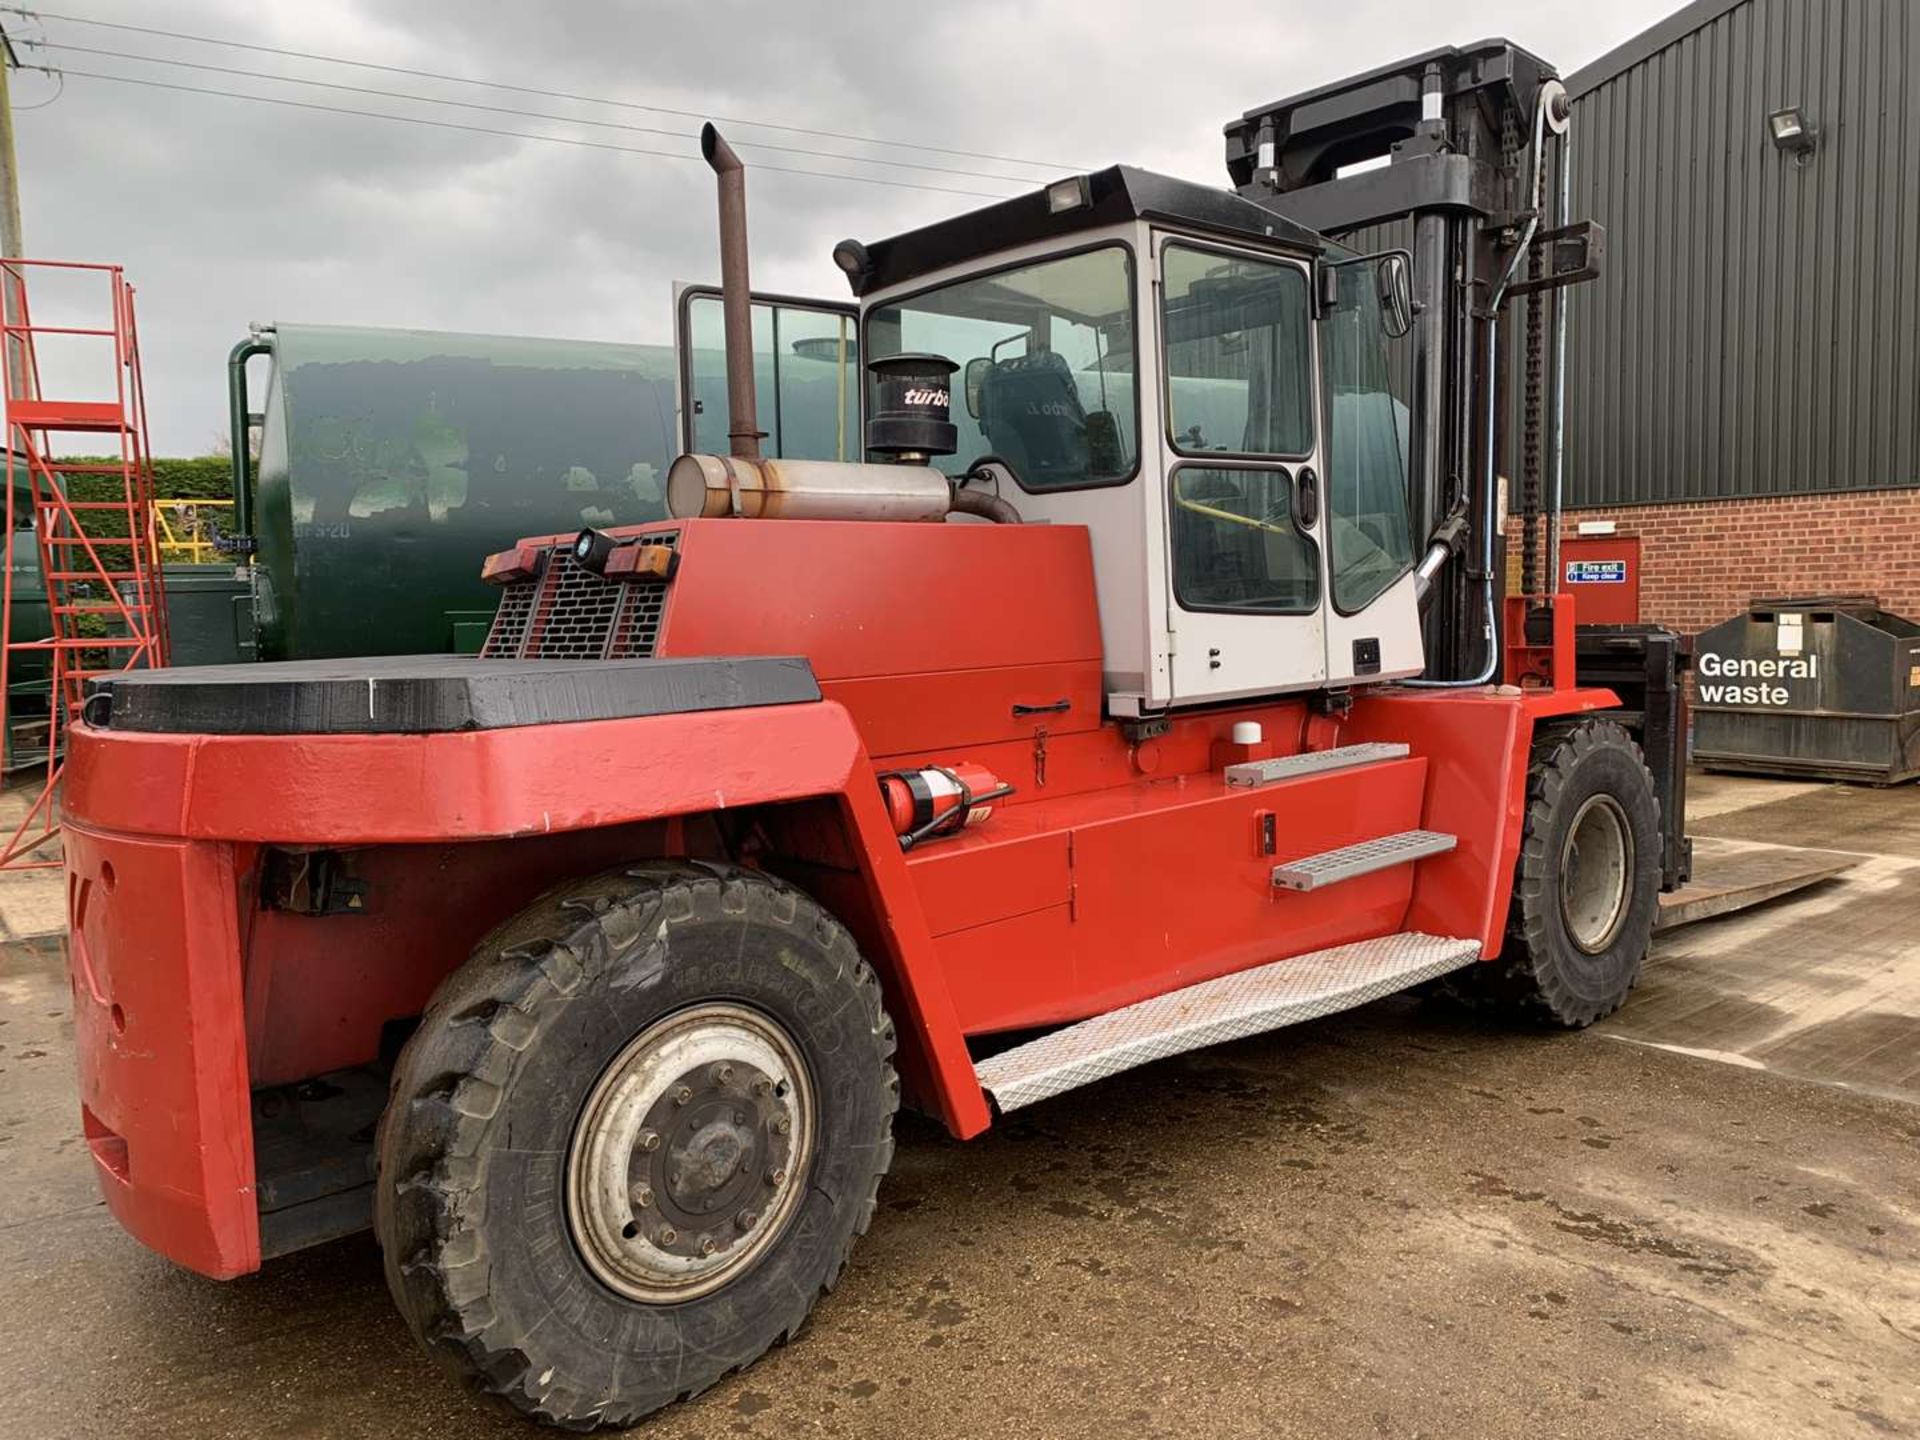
12, 0, 1673, 454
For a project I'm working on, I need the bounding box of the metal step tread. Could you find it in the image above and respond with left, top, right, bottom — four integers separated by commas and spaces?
1223, 741, 1410, 788
974, 932, 1482, 1113
7, 399, 129, 431
1272, 829, 1456, 892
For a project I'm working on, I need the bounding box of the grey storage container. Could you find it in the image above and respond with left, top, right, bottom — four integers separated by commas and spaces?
1693, 596, 1920, 785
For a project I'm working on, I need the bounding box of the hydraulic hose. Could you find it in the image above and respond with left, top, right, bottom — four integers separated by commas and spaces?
950, 485, 1021, 524
952, 458, 1023, 523
1405, 82, 1554, 689
1547, 124, 1573, 597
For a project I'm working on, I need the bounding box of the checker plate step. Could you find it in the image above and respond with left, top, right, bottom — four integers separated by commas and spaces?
1223, 741, 1409, 788
1272, 829, 1457, 892
974, 932, 1481, 1112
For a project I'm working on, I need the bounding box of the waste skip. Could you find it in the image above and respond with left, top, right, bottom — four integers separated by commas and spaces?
1692, 595, 1920, 784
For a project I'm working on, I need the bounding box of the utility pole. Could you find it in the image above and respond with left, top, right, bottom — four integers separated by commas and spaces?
0, 24, 20, 262
0, 21, 24, 403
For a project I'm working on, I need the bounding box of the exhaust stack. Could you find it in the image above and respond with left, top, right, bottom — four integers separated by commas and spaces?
677, 124, 1020, 525
701, 123, 762, 462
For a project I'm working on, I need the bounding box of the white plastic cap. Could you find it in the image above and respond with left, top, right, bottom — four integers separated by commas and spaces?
1231, 721, 1263, 746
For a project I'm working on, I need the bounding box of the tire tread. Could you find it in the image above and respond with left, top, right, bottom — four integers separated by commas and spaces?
1467, 717, 1661, 1028
374, 862, 897, 1430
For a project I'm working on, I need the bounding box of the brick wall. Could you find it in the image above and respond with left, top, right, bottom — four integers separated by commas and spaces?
1506, 487, 1920, 638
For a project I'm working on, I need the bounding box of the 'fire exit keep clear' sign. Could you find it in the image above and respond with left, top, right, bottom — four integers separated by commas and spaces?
1565, 559, 1628, 584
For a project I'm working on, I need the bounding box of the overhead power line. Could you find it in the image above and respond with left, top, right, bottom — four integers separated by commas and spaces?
10, 67, 59, 109
40, 67, 1016, 200
6, 6, 1085, 172
24, 39, 1038, 186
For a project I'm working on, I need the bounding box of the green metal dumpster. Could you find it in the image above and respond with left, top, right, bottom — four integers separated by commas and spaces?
161, 563, 255, 667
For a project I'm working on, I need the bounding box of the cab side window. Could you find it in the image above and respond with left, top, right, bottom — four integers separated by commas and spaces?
1161, 246, 1313, 458
683, 294, 860, 461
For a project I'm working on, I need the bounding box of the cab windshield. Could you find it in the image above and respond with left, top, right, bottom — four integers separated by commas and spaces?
863, 245, 1137, 491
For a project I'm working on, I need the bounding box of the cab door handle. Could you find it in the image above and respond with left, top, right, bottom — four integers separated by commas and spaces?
1293, 466, 1320, 530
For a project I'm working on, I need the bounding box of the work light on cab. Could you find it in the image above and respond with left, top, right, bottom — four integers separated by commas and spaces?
572, 527, 619, 575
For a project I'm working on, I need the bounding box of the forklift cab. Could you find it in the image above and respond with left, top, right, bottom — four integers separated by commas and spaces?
677, 167, 1425, 714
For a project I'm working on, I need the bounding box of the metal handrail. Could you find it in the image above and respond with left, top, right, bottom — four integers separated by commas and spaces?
152, 497, 235, 564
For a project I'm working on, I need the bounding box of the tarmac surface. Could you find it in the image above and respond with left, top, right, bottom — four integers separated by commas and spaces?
1, 773, 1916, 1439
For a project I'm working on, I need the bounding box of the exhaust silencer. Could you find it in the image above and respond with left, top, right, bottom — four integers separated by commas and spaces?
667, 453, 953, 522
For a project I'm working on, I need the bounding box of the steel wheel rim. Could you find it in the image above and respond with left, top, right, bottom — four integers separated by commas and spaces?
566, 1002, 815, 1304
1560, 793, 1633, 955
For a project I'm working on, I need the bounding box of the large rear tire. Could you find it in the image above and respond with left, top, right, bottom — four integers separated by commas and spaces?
1463, 718, 1662, 1027
375, 861, 898, 1430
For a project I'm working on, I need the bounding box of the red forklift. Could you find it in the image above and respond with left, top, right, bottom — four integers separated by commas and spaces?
62, 42, 1690, 1428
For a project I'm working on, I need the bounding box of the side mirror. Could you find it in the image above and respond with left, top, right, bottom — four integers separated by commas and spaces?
1376, 253, 1413, 339
964, 356, 991, 419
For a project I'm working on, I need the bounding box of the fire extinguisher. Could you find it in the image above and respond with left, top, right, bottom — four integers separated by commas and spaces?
878, 762, 1013, 851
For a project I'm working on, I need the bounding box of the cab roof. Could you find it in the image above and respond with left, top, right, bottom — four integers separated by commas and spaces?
849, 164, 1326, 299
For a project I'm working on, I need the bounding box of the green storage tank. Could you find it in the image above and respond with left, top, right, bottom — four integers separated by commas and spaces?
240, 323, 678, 661
4, 462, 52, 769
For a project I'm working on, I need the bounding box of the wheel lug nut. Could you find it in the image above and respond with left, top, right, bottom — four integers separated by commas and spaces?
736, 1209, 758, 1232
774, 1116, 792, 1136
698, 1235, 717, 1257
710, 1063, 735, 1087
766, 1167, 786, 1187
638, 1129, 661, 1153
658, 1226, 677, 1246
674, 1085, 693, 1106
750, 1077, 772, 1097
630, 1183, 654, 1208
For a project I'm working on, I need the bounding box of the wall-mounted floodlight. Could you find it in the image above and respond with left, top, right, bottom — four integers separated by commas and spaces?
1768, 106, 1818, 159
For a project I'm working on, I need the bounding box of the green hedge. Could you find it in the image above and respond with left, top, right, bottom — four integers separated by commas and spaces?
150, 454, 232, 499
47, 453, 230, 527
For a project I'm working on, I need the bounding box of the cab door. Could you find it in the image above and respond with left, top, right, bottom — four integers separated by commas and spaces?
1316, 253, 1425, 686
1153, 234, 1328, 703
673, 285, 860, 460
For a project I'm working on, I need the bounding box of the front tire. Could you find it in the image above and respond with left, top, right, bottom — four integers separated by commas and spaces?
1465, 718, 1662, 1027
375, 862, 898, 1430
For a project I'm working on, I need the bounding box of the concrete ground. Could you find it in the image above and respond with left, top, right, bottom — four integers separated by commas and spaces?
1, 773, 1916, 1438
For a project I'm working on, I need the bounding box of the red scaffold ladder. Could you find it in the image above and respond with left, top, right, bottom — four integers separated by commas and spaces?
0, 260, 170, 869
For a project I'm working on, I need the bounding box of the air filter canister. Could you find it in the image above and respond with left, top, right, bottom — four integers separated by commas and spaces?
866, 352, 959, 462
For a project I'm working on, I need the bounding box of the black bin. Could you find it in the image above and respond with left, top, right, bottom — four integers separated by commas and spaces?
1693, 595, 1920, 785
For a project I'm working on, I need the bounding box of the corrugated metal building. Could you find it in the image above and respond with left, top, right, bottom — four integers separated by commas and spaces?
1556, 0, 1920, 633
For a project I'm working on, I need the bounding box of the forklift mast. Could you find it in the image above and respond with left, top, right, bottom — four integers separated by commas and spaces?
1225, 41, 1597, 684
1225, 47, 1687, 889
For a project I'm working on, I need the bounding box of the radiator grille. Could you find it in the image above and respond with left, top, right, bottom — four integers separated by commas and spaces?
483, 577, 536, 658
481, 531, 679, 660
609, 568, 670, 659
529, 550, 622, 659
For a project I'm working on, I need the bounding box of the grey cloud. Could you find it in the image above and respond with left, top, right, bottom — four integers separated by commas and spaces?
15, 0, 1669, 452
